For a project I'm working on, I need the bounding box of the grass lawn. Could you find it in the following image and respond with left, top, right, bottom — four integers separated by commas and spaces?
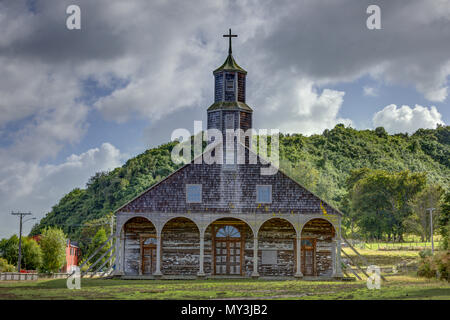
342, 247, 421, 268
0, 274, 449, 300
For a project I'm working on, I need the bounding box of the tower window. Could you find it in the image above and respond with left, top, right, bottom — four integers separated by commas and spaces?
226, 79, 234, 91
256, 185, 272, 203
186, 184, 202, 203
225, 73, 235, 92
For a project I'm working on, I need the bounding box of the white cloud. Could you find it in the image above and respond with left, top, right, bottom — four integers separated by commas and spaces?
363, 86, 378, 97
0, 143, 125, 238
255, 78, 351, 135
372, 104, 445, 134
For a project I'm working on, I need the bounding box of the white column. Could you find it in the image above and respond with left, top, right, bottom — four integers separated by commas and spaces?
336, 237, 342, 277
114, 230, 122, 275
197, 229, 205, 277
120, 232, 125, 274
331, 238, 337, 277
252, 233, 259, 278
153, 229, 162, 276
295, 234, 303, 278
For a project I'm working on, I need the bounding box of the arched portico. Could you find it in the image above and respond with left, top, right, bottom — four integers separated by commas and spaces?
161, 217, 200, 276
300, 218, 339, 277
204, 217, 254, 276
256, 218, 297, 277
114, 212, 342, 279
120, 216, 157, 276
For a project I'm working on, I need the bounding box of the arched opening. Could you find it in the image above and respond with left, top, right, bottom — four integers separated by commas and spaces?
258, 218, 296, 276
161, 217, 200, 275
123, 216, 156, 275
301, 218, 336, 277
205, 217, 254, 276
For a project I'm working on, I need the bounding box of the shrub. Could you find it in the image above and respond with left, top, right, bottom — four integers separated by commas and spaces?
0, 257, 15, 272
440, 224, 449, 251
417, 256, 436, 278
419, 249, 433, 259
435, 252, 449, 282
79, 259, 90, 273
417, 251, 450, 281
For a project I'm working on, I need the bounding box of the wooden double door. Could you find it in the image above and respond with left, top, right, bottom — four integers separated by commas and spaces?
213, 225, 244, 275
215, 239, 243, 275
140, 235, 157, 275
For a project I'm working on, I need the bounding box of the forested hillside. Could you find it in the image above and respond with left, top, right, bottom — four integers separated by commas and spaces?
30, 125, 449, 249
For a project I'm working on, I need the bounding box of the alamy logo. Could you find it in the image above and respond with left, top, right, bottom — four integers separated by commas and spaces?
366, 5, 381, 30
366, 265, 381, 289
171, 121, 279, 175
66, 266, 81, 290
66, 5, 81, 30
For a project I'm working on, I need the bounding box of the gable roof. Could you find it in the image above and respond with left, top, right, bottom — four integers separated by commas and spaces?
115, 142, 342, 216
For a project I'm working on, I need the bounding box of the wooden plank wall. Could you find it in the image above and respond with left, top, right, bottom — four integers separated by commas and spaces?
124, 217, 156, 275
301, 219, 335, 276
161, 218, 200, 275
258, 219, 296, 276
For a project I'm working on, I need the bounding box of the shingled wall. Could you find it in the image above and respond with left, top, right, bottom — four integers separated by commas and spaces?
118, 161, 339, 216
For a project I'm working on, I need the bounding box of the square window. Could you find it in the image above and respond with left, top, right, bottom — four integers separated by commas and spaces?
256, 185, 272, 203
186, 184, 202, 203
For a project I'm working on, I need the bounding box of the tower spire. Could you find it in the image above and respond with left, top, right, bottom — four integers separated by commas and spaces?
223, 28, 237, 55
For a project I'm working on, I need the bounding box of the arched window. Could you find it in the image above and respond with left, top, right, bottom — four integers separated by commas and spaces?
142, 237, 157, 245
216, 225, 240, 238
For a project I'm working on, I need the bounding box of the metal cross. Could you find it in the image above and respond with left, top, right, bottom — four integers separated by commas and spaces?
223, 28, 237, 55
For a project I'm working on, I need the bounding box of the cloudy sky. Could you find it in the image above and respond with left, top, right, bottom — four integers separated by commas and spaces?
0, 0, 448, 238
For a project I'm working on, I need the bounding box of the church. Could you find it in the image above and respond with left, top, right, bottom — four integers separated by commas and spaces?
113, 30, 343, 279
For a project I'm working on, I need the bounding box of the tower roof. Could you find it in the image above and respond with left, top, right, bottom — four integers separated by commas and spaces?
214, 29, 247, 74
213, 53, 247, 74
207, 101, 252, 112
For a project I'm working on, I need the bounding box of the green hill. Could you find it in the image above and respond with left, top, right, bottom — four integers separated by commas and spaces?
30, 124, 449, 251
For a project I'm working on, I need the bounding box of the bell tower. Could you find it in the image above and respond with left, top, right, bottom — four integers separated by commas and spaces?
207, 29, 253, 164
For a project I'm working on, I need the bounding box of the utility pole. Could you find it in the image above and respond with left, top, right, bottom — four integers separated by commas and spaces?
427, 208, 435, 253
11, 212, 33, 272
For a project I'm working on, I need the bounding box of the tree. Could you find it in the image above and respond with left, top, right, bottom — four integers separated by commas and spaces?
392, 171, 427, 241
439, 191, 450, 250
0, 235, 43, 270
347, 169, 426, 241
375, 126, 388, 138
87, 228, 111, 271
40, 228, 66, 273
405, 184, 444, 241
21, 237, 42, 270
0, 235, 19, 265
0, 258, 15, 272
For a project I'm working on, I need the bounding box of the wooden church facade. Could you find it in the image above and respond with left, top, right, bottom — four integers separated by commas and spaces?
114, 31, 343, 279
